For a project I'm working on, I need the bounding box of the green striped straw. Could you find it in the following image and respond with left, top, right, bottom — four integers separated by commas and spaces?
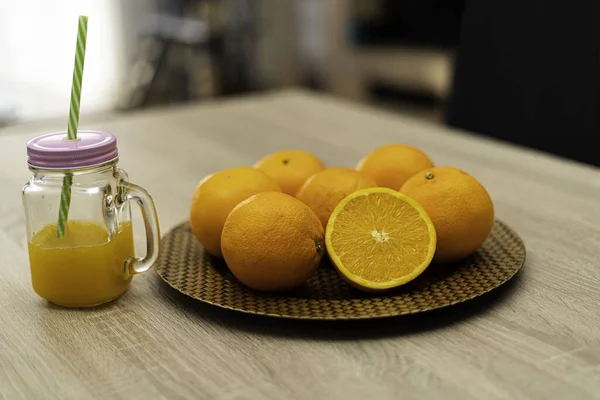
57, 15, 88, 238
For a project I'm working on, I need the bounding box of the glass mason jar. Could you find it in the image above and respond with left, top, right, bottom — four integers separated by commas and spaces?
22, 131, 160, 307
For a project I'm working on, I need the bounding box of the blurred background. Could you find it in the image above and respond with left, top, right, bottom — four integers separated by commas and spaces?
0, 0, 597, 166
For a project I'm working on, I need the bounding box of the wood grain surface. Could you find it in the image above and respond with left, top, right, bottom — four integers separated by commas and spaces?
0, 90, 599, 400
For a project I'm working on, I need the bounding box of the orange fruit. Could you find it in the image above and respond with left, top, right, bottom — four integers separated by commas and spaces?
400, 167, 494, 263
295, 167, 377, 228
190, 167, 280, 258
254, 150, 325, 196
221, 192, 325, 292
356, 144, 434, 189
326, 187, 436, 291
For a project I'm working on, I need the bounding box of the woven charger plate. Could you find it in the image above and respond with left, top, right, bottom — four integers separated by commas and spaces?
155, 220, 525, 320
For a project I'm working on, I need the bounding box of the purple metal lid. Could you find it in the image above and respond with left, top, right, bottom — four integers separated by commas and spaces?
27, 130, 118, 169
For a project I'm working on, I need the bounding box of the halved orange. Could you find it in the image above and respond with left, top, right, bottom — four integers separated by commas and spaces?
325, 187, 436, 291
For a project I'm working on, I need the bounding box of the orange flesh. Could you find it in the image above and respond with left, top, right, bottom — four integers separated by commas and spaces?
327, 189, 436, 289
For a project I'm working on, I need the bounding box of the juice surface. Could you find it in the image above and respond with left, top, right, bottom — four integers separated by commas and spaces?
28, 220, 134, 307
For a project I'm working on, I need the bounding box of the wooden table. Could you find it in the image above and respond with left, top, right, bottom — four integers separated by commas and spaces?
1, 90, 599, 400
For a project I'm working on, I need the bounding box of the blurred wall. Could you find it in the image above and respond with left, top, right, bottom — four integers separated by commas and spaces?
0, 0, 157, 121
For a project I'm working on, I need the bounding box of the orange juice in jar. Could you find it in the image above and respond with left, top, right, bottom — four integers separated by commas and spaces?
22, 131, 160, 307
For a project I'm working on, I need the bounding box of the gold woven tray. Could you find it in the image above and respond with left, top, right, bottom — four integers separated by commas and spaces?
155, 220, 525, 320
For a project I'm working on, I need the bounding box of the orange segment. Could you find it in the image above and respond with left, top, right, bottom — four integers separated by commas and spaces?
325, 187, 436, 291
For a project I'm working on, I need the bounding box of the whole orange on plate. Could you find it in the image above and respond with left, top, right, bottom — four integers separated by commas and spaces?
356, 144, 434, 189
296, 167, 377, 228
400, 167, 494, 263
326, 187, 436, 291
190, 167, 280, 258
221, 192, 324, 292
254, 150, 325, 196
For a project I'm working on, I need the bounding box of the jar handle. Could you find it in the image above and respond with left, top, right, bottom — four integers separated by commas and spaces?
120, 181, 161, 275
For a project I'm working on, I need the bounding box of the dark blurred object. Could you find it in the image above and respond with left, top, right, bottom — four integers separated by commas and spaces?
118, 12, 211, 109
118, 0, 260, 110
352, 0, 463, 49
320, 0, 458, 122
446, 1, 599, 167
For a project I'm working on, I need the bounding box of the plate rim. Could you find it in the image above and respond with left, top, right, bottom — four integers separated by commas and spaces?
154, 219, 526, 320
